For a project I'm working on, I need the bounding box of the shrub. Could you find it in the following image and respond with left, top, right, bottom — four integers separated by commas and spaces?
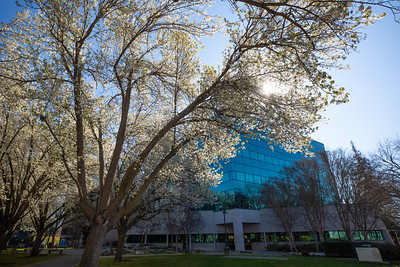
372, 243, 400, 261
266, 243, 291, 252
322, 241, 356, 258
296, 243, 320, 253
267, 242, 325, 253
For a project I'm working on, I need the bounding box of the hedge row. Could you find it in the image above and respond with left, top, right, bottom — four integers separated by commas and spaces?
266, 241, 400, 261
373, 243, 400, 261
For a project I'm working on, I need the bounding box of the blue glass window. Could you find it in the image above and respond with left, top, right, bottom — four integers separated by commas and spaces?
237, 172, 245, 181
250, 152, 258, 160
245, 173, 253, 183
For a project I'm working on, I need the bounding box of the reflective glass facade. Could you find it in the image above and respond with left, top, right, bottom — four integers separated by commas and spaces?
215, 138, 325, 195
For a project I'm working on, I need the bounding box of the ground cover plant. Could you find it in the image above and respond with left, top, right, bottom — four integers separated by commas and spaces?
98, 254, 398, 267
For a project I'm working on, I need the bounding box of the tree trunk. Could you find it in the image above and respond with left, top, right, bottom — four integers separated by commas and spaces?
288, 231, 297, 253
319, 231, 325, 242
314, 231, 320, 252
318, 230, 325, 252
46, 234, 51, 248
344, 229, 354, 241
363, 232, 369, 242
0, 230, 12, 252
51, 231, 56, 248
114, 227, 126, 262
30, 231, 45, 257
80, 220, 108, 267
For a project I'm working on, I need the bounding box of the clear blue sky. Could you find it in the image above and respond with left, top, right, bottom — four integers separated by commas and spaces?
1, 1, 399, 155
312, 12, 400, 155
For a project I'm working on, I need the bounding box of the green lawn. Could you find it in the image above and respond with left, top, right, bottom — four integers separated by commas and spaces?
98, 255, 400, 267
0, 252, 63, 266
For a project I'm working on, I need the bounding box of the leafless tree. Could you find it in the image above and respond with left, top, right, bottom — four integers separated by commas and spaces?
373, 137, 400, 221
164, 208, 184, 252
284, 158, 329, 252
322, 144, 389, 241
321, 149, 356, 241
181, 209, 204, 251
351, 143, 389, 241
261, 178, 298, 252
134, 220, 161, 245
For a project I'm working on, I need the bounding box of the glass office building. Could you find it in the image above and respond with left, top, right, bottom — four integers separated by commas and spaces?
214, 138, 325, 208
120, 138, 393, 252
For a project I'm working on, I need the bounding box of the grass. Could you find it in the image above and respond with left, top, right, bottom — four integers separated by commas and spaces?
98, 254, 400, 267
0, 252, 64, 266
1, 252, 398, 267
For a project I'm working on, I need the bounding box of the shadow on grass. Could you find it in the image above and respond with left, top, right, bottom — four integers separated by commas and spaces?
0, 253, 63, 267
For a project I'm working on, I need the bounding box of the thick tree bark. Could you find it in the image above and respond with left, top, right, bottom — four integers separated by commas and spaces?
0, 217, 21, 251
79, 218, 108, 267
30, 231, 45, 257
114, 227, 126, 262
0, 229, 13, 251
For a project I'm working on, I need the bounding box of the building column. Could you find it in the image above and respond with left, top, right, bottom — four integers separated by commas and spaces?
233, 221, 245, 251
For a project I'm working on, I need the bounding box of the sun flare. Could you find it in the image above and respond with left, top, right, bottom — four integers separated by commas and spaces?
261, 80, 288, 96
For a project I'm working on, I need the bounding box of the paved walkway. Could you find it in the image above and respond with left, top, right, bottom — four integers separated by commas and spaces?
27, 249, 83, 267
206, 250, 292, 256
212, 250, 290, 260
225, 256, 288, 260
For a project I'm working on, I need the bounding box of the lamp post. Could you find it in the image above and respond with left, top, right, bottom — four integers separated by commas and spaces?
223, 205, 229, 255
88, 190, 100, 212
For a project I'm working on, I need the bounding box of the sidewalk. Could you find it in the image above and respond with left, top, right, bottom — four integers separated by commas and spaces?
27, 249, 84, 267
205, 250, 292, 256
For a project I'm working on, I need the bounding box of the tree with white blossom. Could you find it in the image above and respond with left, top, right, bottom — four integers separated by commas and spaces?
1, 0, 399, 265
112, 143, 217, 261
28, 192, 74, 257
0, 85, 71, 252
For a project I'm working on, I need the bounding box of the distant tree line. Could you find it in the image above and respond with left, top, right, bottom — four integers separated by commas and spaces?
261, 140, 400, 252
